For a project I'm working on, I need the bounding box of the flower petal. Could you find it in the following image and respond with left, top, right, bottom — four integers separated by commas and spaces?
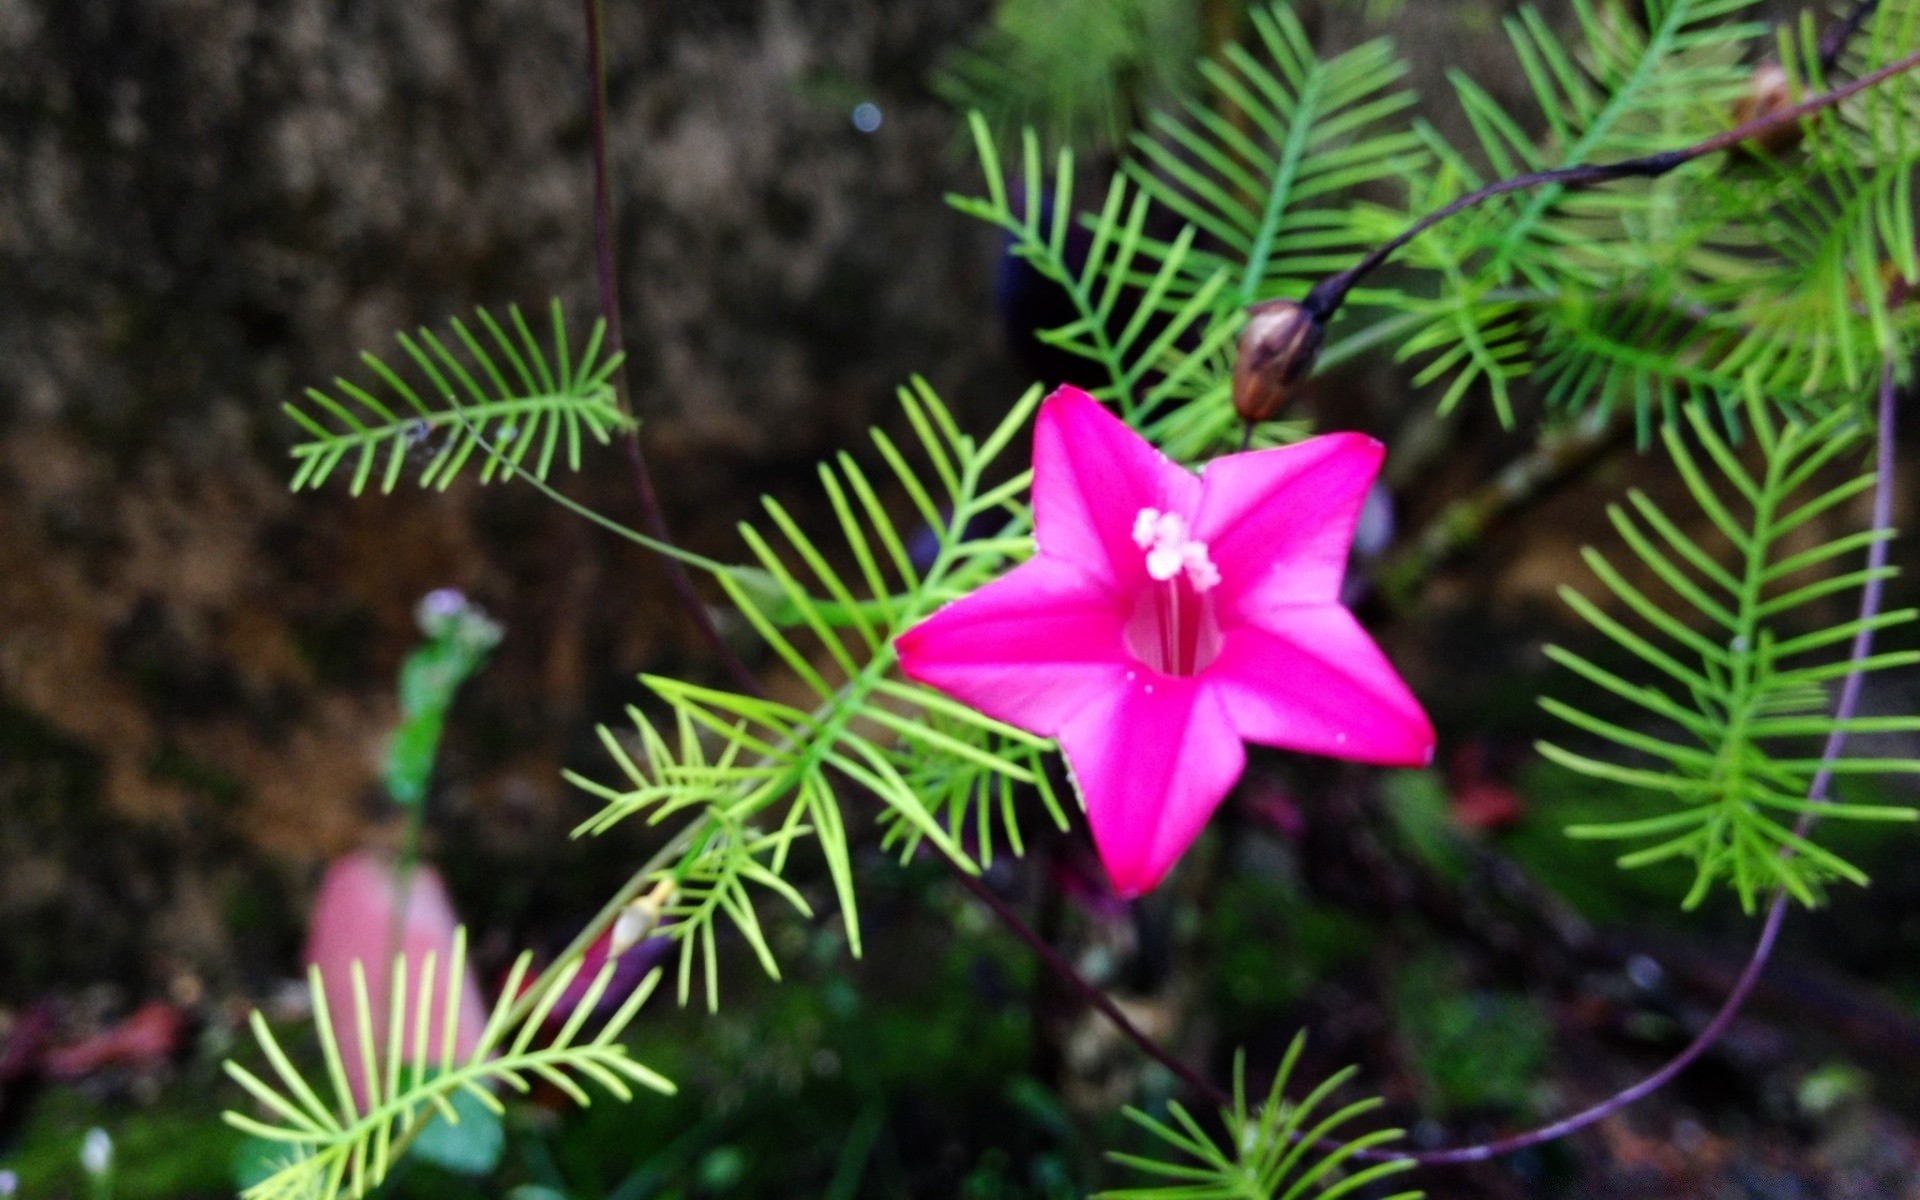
1208, 608, 1434, 766
1033, 386, 1202, 593
1057, 675, 1245, 897
1193, 433, 1382, 614
895, 556, 1130, 735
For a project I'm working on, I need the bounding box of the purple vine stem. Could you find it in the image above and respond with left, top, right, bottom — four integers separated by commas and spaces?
1298, 45, 1920, 331
1378, 360, 1901, 1167
583, 0, 761, 696
1820, 0, 1882, 73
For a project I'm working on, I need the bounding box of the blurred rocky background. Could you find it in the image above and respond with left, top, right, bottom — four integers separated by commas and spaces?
0, 0, 1023, 1002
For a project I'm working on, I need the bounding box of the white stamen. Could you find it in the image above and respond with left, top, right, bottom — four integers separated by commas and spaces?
1181, 543, 1220, 591
1132, 507, 1220, 592
1146, 543, 1186, 581
1133, 508, 1162, 549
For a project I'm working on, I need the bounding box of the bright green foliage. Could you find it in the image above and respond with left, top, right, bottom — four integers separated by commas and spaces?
935, 0, 1204, 155
1387, 0, 1769, 424
952, 0, 1920, 445
566, 380, 1064, 1007
222, 929, 673, 1200
1407, 0, 1920, 428
1539, 396, 1920, 912
1125, 5, 1423, 307
1100, 1038, 1420, 1200
1705, 13, 1920, 401
286, 300, 631, 494
949, 114, 1245, 452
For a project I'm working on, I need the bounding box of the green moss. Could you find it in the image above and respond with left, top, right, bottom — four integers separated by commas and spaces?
1390, 952, 1551, 1116
1208, 872, 1379, 1022
3, 1077, 241, 1199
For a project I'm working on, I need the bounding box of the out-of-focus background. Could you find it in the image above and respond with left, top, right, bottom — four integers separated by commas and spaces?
3, 1, 1920, 1196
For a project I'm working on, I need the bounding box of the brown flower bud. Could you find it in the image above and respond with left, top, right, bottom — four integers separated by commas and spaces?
1882, 249, 1919, 309
1730, 63, 1804, 158
1232, 299, 1323, 423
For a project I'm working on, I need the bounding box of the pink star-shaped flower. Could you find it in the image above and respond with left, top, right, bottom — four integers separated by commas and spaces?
896, 386, 1434, 896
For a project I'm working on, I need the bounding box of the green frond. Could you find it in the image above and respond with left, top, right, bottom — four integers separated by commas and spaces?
872, 682, 1068, 868
934, 0, 1203, 156
285, 300, 631, 495
1541, 395, 1920, 912
1384, 0, 1770, 422
1126, 4, 1424, 306
1473, 0, 1764, 277
1350, 134, 1536, 422
1099, 1036, 1421, 1200
223, 928, 673, 1200
1702, 25, 1920, 400
1534, 290, 1781, 436
949, 116, 1236, 427
569, 381, 1059, 1003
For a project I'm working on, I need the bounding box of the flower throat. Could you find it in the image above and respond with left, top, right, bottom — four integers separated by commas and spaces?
1125, 508, 1223, 676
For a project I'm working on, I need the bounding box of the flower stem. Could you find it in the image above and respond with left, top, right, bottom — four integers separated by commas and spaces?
1820, 0, 1881, 73
1293, 46, 1920, 337
583, 0, 760, 696
951, 868, 1227, 1104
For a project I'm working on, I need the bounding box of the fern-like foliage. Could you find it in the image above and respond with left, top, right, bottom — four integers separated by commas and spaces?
1126, 4, 1424, 307
951, 4, 1422, 456
934, 0, 1203, 155
951, 0, 1920, 437
1100, 1037, 1421, 1200
567, 380, 1064, 1007
950, 114, 1240, 432
1539, 395, 1920, 911
1374, 0, 1769, 424
286, 300, 631, 494
223, 928, 672, 1200
1706, 15, 1920, 400
1391, 0, 1920, 426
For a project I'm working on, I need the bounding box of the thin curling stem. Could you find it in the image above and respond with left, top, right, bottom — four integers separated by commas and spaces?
1365, 360, 1901, 1168
584, 0, 761, 696
1297, 46, 1920, 331
953, 869, 1228, 1105
1802, 360, 1898, 822
1820, 0, 1882, 73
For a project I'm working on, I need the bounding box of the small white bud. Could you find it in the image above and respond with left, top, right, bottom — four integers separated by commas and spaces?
611, 903, 653, 956
612, 881, 673, 956
0, 1168, 20, 1198
80, 1128, 112, 1177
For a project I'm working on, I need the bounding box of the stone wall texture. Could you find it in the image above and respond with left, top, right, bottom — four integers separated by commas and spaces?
0, 0, 1008, 1000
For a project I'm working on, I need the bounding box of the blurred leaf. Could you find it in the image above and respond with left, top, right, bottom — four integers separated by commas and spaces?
410, 1088, 505, 1177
